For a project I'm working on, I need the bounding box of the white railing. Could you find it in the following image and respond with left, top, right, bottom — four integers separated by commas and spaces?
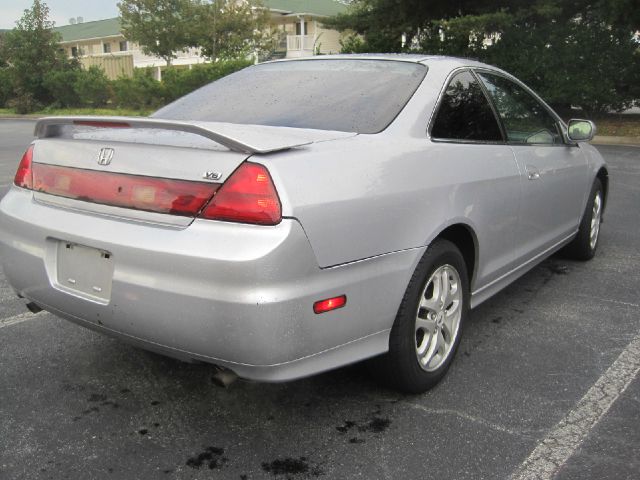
70, 48, 206, 68
287, 35, 314, 52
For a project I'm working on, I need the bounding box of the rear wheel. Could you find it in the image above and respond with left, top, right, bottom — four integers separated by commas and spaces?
564, 178, 603, 260
373, 239, 469, 393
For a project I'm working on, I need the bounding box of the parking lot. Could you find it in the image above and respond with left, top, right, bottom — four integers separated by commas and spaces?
1, 119, 638, 479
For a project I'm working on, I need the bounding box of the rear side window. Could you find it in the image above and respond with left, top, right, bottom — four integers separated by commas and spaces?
431, 71, 502, 142
154, 60, 428, 134
477, 72, 562, 145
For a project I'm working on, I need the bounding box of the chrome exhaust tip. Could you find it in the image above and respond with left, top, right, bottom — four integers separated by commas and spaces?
211, 366, 238, 388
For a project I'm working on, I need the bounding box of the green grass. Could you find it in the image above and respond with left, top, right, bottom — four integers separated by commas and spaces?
593, 114, 640, 137
0, 107, 153, 117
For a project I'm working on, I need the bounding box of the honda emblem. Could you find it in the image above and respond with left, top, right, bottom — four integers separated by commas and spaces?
97, 148, 114, 166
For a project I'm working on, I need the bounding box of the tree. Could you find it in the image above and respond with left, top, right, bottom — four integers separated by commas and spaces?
482, 18, 640, 115
1, 0, 70, 110
0, 31, 7, 67
118, 0, 196, 66
328, 0, 640, 39
191, 0, 273, 61
328, 0, 640, 115
326, 0, 498, 52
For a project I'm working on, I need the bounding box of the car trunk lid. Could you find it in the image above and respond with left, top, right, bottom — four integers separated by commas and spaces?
28, 116, 355, 226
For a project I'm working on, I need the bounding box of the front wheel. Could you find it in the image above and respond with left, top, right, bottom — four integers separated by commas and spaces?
372, 239, 469, 393
564, 178, 603, 261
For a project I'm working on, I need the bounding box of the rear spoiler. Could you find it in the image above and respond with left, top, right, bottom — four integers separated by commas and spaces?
34, 116, 314, 154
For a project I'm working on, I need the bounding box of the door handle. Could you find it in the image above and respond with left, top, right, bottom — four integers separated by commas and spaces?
526, 167, 540, 180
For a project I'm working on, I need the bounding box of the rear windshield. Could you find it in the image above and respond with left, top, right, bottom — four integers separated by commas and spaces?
153, 60, 427, 134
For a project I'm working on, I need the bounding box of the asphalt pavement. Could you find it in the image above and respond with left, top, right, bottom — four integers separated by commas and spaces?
0, 120, 638, 479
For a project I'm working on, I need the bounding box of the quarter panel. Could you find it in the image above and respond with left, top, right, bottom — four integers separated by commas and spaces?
266, 135, 522, 291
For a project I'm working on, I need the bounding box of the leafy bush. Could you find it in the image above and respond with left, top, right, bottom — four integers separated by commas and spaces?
0, 68, 14, 108
112, 68, 165, 110
3, 59, 253, 113
8, 90, 41, 114
161, 59, 252, 103
339, 34, 362, 54
43, 68, 81, 108
161, 66, 210, 103
74, 66, 111, 107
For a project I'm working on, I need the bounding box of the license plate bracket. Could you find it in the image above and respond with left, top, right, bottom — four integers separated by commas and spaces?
56, 242, 114, 303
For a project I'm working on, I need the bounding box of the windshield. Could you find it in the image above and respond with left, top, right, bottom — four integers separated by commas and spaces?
153, 59, 427, 134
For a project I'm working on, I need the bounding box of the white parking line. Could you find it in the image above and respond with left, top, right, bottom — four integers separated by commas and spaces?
406, 403, 526, 437
510, 331, 640, 480
0, 311, 44, 328
572, 294, 640, 309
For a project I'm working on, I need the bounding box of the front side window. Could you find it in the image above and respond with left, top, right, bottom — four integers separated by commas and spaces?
103, 43, 111, 54
431, 71, 502, 142
477, 72, 562, 145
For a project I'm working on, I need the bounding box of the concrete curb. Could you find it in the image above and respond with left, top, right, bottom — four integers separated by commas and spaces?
0, 115, 43, 120
592, 135, 640, 146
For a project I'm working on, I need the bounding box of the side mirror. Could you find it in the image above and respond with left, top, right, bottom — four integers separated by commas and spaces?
567, 119, 596, 142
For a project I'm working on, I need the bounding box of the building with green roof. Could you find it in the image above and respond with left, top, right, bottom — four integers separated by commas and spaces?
264, 0, 349, 17
54, 17, 122, 43
52, 0, 348, 79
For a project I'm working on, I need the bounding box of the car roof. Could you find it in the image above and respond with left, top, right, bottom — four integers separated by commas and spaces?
266, 53, 486, 66
263, 53, 509, 75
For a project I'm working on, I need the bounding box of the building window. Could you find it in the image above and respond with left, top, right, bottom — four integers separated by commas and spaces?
71, 46, 78, 57
119, 41, 127, 52
295, 22, 308, 35
103, 43, 111, 53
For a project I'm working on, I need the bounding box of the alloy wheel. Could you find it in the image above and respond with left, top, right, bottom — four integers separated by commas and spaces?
415, 264, 463, 372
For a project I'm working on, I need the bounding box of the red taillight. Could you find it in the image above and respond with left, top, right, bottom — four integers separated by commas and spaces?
313, 295, 347, 314
31, 164, 219, 216
73, 120, 130, 129
200, 162, 281, 225
14, 145, 34, 189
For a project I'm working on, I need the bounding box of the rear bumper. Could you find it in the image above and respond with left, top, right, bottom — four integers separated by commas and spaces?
0, 188, 418, 381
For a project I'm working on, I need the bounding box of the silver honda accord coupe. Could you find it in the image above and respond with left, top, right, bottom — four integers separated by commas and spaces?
0, 55, 608, 392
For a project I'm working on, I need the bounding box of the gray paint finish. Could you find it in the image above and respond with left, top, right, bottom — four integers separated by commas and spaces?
0, 56, 607, 382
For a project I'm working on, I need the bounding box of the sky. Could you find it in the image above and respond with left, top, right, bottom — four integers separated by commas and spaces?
0, 0, 120, 30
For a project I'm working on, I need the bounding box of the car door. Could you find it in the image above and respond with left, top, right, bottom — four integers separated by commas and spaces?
428, 69, 522, 289
475, 70, 588, 263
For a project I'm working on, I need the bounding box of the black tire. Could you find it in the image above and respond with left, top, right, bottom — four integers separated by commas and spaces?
372, 239, 469, 394
563, 178, 603, 261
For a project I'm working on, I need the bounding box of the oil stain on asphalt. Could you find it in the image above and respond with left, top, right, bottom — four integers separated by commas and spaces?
336, 414, 392, 435
72, 393, 120, 421
262, 457, 323, 478
186, 446, 228, 470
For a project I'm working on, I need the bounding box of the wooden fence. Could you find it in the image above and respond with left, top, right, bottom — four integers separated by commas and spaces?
80, 54, 134, 79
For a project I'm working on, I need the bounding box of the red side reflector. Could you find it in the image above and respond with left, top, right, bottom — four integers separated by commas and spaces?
200, 162, 281, 225
73, 120, 131, 129
31, 164, 219, 216
313, 295, 347, 314
14, 145, 34, 189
